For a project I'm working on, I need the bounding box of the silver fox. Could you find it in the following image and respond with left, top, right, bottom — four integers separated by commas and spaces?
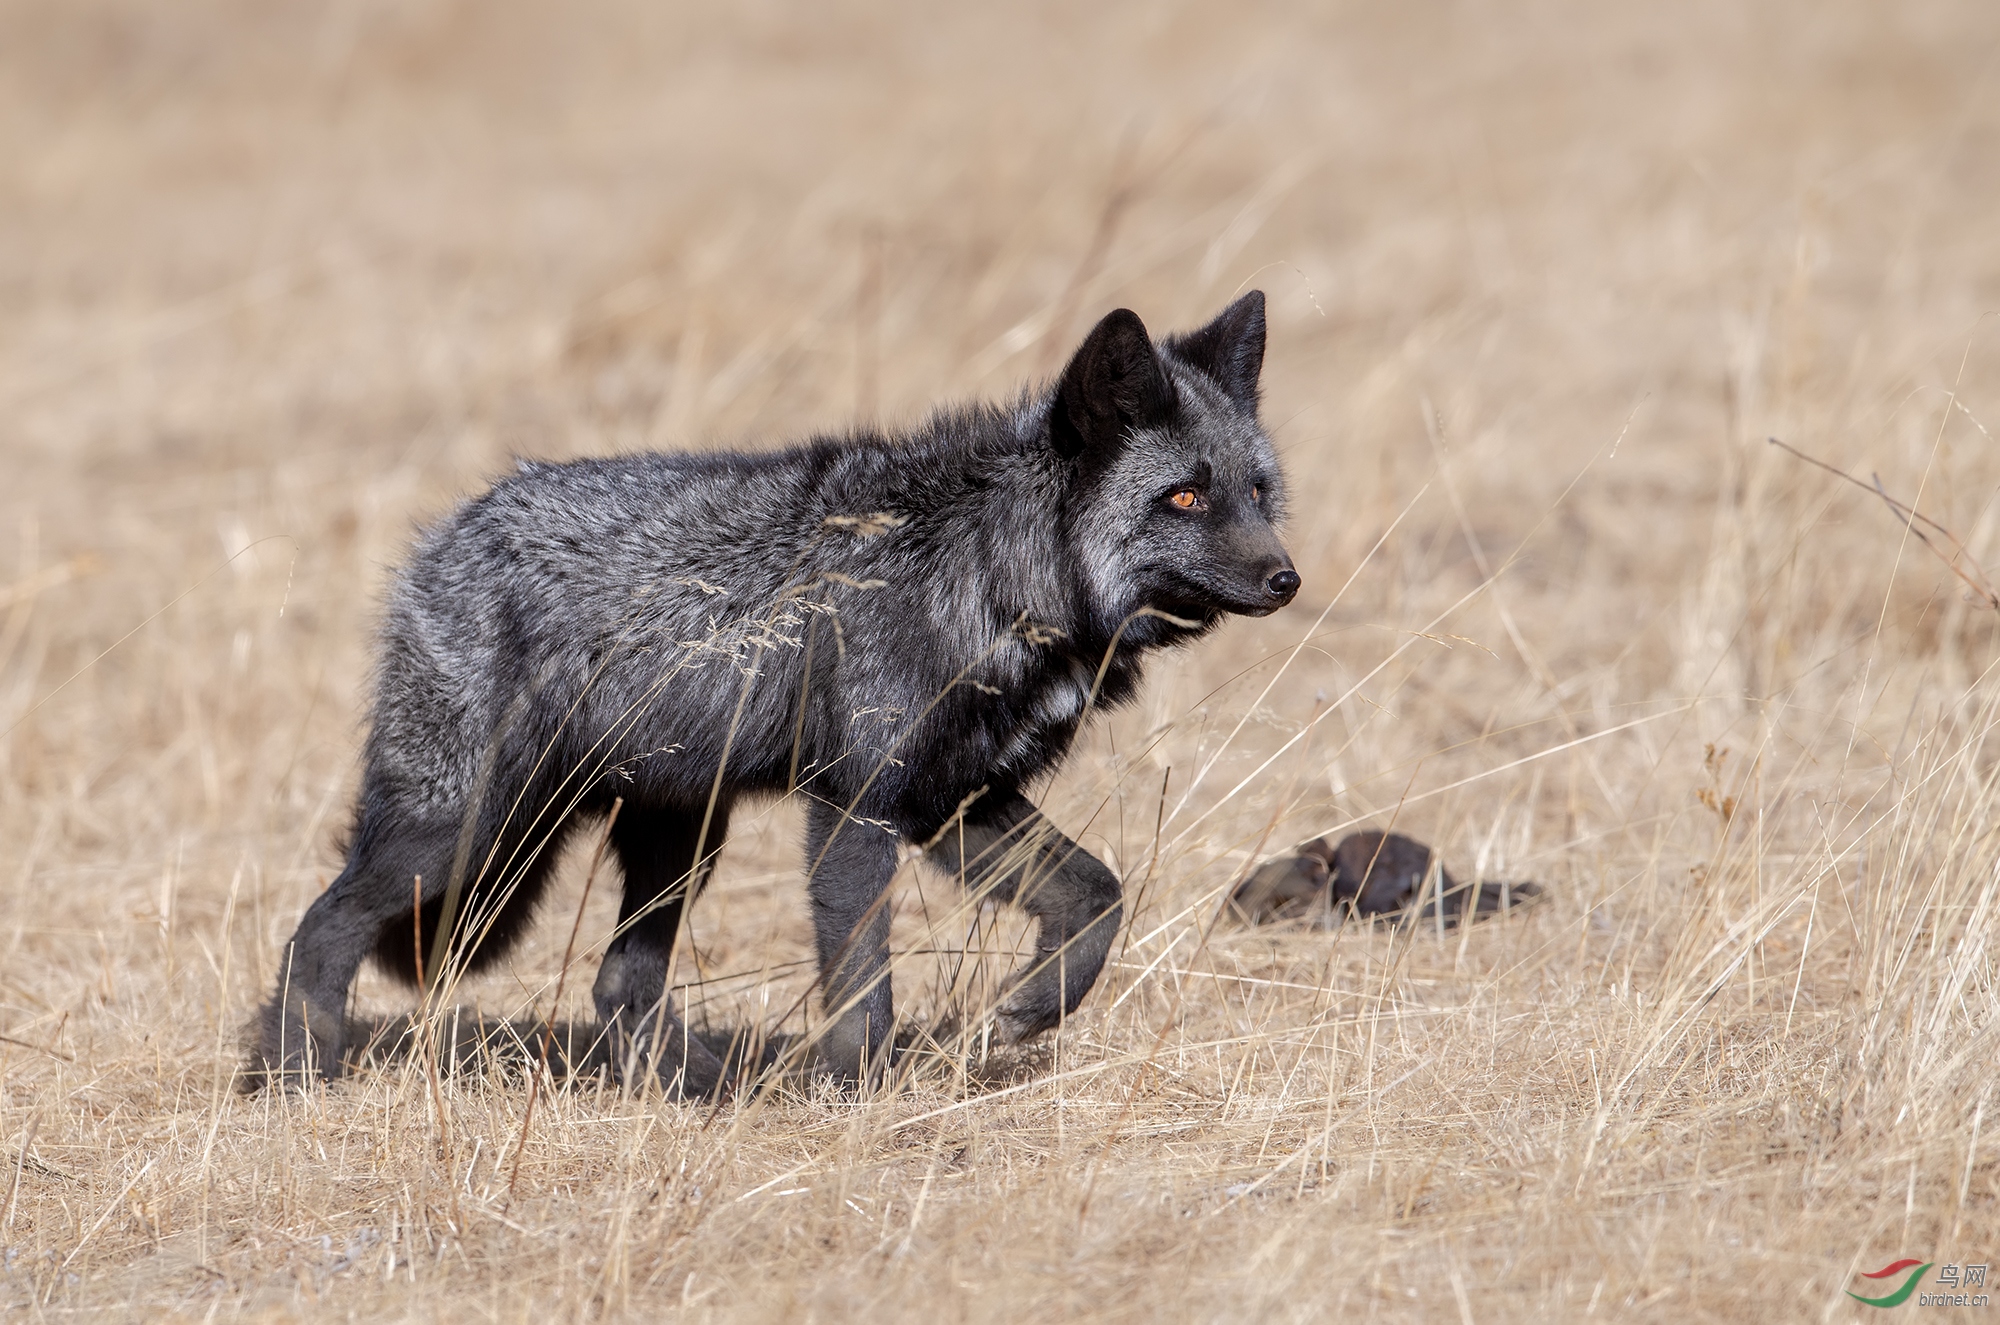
254, 292, 1299, 1094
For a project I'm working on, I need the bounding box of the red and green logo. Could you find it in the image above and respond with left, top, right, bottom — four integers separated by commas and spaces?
1848, 1260, 1934, 1308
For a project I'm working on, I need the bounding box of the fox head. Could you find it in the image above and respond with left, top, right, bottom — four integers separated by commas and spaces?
1049, 291, 1299, 644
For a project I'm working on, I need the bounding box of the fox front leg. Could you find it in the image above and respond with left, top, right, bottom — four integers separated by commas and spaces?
802, 799, 899, 1082
928, 791, 1123, 1042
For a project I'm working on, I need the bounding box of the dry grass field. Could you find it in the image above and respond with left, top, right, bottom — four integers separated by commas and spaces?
4, 1, 2000, 1319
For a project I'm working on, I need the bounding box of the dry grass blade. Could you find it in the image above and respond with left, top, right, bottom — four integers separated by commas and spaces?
1769, 435, 2000, 612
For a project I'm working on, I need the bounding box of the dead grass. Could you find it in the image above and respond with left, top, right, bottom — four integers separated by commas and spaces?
3, 1, 1999, 1319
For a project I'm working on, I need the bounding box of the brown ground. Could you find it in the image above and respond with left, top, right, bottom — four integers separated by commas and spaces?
3, 1, 1999, 1319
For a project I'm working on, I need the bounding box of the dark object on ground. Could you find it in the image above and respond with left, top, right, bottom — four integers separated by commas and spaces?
1228, 841, 1332, 919
250, 292, 1300, 1097
1231, 830, 1541, 927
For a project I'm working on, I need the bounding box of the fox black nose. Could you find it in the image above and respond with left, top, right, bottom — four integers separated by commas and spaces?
1265, 568, 1301, 601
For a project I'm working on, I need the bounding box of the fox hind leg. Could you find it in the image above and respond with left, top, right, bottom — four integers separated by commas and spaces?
252, 776, 580, 1089
593, 805, 730, 1097
253, 813, 460, 1087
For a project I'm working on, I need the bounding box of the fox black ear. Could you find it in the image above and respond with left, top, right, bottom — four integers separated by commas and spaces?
1166, 290, 1266, 412
1049, 308, 1176, 461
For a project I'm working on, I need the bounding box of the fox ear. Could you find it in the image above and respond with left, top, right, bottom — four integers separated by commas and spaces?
1050, 308, 1176, 461
1166, 290, 1266, 413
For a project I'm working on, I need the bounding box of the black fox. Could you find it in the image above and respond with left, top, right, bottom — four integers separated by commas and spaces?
254, 291, 1299, 1094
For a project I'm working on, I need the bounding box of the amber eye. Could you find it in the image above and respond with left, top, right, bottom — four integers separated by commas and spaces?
1170, 489, 1203, 510
1252, 484, 1262, 502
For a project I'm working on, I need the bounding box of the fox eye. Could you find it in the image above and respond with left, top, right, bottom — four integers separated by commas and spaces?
1252, 484, 1262, 502
1169, 488, 1207, 512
